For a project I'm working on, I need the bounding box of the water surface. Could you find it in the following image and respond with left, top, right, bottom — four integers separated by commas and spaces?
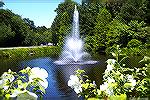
0, 56, 107, 100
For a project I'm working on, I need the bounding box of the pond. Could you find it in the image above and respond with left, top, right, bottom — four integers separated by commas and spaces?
0, 55, 108, 100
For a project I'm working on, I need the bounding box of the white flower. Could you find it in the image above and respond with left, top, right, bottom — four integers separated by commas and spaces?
39, 78, 48, 89
68, 75, 80, 87
107, 77, 115, 83
1, 72, 15, 82
127, 75, 134, 82
30, 67, 48, 79
107, 59, 116, 65
0, 79, 10, 90
26, 67, 31, 71
0, 80, 3, 88
106, 64, 114, 72
0, 72, 15, 90
100, 82, 108, 91
8, 69, 12, 73
68, 75, 82, 94
3, 86, 9, 90
17, 91, 38, 100
29, 67, 48, 89
120, 74, 124, 80
106, 88, 114, 96
93, 81, 96, 87
100, 82, 114, 96
127, 75, 136, 89
131, 80, 136, 87
74, 87, 82, 94
10, 89, 26, 98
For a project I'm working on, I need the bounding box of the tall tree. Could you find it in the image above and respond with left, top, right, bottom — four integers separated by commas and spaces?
79, 2, 102, 36
105, 0, 126, 18
0, 23, 15, 47
143, 0, 150, 25
119, 0, 146, 23
23, 18, 36, 30
85, 7, 112, 52
51, 0, 78, 46
0, 9, 33, 46
82, 0, 104, 4
0, 0, 5, 9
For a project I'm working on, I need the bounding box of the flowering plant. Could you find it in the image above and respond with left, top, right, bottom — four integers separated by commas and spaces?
99, 45, 150, 99
0, 67, 48, 100
68, 45, 150, 99
68, 69, 99, 99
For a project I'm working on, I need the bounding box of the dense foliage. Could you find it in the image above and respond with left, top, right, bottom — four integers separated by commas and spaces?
0, 67, 48, 100
68, 45, 150, 99
50, 0, 150, 55
0, 46, 60, 59
0, 9, 53, 47
0, 0, 150, 54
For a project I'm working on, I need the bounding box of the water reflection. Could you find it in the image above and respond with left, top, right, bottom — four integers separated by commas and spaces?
20, 57, 79, 100
0, 57, 106, 100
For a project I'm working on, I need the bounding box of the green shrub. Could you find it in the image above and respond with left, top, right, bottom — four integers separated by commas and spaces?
0, 46, 61, 59
127, 39, 142, 48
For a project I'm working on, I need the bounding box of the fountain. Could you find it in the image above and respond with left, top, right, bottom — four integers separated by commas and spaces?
54, 5, 97, 65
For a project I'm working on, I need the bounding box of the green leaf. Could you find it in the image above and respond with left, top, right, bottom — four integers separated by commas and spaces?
109, 94, 127, 100
87, 98, 99, 100
39, 85, 45, 94
82, 83, 89, 90
124, 83, 132, 88
140, 56, 150, 63
5, 94, 10, 99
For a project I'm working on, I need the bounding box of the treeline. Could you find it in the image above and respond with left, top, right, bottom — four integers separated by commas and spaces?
51, 0, 150, 54
0, 0, 150, 55
0, 9, 52, 47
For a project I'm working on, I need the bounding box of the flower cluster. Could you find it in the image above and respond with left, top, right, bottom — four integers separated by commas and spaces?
100, 59, 138, 97
0, 67, 48, 100
105, 59, 115, 73
68, 75, 82, 94
29, 67, 48, 89
67, 69, 98, 99
0, 69, 15, 90
68, 46, 150, 99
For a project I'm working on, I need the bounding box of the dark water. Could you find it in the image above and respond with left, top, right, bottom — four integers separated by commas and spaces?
0, 56, 107, 100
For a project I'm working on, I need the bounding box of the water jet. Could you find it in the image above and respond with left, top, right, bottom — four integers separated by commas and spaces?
54, 5, 97, 65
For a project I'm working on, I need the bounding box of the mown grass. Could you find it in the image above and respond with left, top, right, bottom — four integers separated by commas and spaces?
0, 46, 61, 59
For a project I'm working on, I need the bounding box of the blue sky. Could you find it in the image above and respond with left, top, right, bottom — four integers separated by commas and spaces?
3, 0, 81, 28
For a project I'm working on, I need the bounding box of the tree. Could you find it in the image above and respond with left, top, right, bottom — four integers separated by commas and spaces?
105, 0, 127, 18
79, 2, 102, 36
128, 20, 150, 43
85, 7, 112, 52
106, 20, 150, 48
44, 30, 52, 43
57, 12, 71, 46
23, 18, 36, 30
82, 0, 104, 4
0, 0, 5, 8
143, 0, 150, 25
51, 0, 77, 46
119, 0, 146, 23
0, 9, 34, 46
0, 23, 15, 47
36, 26, 47, 33
106, 20, 130, 47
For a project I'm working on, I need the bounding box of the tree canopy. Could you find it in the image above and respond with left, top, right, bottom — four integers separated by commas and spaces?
0, 0, 150, 54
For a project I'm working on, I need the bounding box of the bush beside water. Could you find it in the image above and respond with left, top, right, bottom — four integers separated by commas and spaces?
0, 46, 61, 59
67, 45, 150, 99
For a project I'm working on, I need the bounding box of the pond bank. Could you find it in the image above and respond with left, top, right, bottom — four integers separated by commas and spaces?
0, 46, 61, 59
